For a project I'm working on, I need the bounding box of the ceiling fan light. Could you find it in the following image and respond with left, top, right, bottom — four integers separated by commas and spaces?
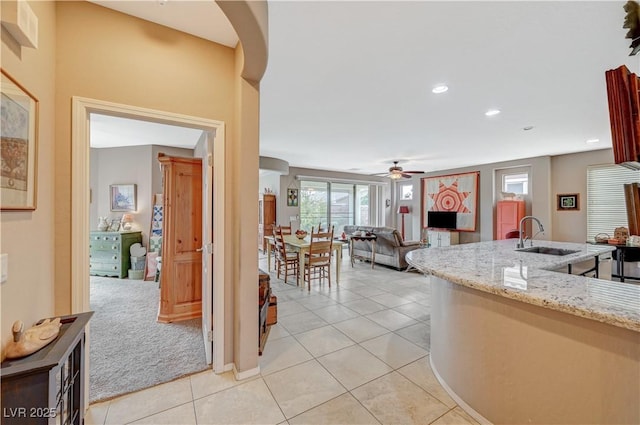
432, 85, 449, 94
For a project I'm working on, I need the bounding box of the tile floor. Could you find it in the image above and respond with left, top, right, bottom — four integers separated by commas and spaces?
87, 254, 480, 425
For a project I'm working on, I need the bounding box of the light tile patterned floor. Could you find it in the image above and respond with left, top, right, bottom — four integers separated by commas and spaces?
87, 254, 480, 425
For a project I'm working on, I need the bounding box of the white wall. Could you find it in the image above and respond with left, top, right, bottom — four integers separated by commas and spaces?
551, 149, 614, 242
90, 145, 194, 249
279, 167, 390, 232
404, 149, 613, 243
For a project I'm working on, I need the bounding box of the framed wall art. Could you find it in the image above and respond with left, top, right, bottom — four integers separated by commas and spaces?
110, 184, 137, 212
421, 171, 480, 232
557, 193, 579, 211
287, 188, 298, 207
1, 69, 39, 210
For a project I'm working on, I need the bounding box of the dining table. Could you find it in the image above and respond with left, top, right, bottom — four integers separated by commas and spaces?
264, 234, 345, 287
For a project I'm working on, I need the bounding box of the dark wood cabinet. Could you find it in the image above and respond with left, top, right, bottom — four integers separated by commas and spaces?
1, 312, 93, 425
259, 193, 276, 251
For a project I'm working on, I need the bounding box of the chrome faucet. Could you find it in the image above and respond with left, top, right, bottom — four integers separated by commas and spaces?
517, 216, 545, 249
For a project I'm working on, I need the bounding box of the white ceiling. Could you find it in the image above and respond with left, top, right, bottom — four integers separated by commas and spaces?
90, 1, 639, 176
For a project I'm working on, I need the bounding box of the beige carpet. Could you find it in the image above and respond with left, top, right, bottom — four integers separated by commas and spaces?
89, 276, 207, 403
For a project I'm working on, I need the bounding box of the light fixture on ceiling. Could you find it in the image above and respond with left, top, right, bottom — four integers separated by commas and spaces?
586, 138, 600, 144
432, 85, 449, 94
485, 109, 501, 117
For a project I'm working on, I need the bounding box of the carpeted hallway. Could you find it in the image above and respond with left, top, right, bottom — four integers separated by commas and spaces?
89, 276, 208, 403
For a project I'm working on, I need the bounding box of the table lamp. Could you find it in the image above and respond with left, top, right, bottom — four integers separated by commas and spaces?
398, 206, 410, 240
121, 213, 134, 231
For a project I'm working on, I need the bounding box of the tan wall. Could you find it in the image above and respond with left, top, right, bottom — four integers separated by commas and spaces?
231, 42, 260, 372
551, 149, 614, 243
54, 1, 235, 315
0, 1, 57, 359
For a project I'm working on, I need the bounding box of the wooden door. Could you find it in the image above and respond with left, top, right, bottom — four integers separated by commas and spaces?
261, 194, 276, 251
158, 154, 203, 323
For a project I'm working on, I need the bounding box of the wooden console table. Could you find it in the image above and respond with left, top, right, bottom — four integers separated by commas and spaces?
349, 235, 377, 269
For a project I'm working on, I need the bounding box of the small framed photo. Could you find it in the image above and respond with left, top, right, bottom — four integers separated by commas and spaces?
108, 218, 121, 232
110, 184, 137, 212
287, 188, 298, 207
557, 193, 579, 211
401, 184, 413, 200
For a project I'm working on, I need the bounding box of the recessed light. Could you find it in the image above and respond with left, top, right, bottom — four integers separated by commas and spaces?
523, 126, 534, 131
432, 85, 449, 94
586, 138, 600, 144
485, 109, 501, 117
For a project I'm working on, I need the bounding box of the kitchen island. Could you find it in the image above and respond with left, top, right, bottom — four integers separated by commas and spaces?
406, 240, 639, 425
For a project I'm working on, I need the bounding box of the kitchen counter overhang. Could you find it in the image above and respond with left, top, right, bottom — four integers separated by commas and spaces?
406, 239, 638, 331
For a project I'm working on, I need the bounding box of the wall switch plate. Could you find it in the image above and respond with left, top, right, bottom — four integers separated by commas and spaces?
0, 253, 7, 283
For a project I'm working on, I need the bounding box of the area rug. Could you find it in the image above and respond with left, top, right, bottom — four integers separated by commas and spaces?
89, 276, 208, 403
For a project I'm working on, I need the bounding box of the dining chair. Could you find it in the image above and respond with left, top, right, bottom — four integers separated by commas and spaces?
273, 222, 292, 235
274, 226, 299, 284
303, 225, 334, 291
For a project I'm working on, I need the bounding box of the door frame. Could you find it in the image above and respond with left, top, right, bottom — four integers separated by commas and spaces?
70, 97, 227, 389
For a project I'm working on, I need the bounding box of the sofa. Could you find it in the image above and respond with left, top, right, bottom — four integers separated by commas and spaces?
343, 225, 422, 270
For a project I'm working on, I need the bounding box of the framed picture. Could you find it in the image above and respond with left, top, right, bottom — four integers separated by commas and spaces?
1, 69, 39, 210
108, 218, 121, 232
401, 184, 413, 200
110, 184, 137, 212
421, 171, 480, 231
557, 193, 579, 211
287, 188, 298, 207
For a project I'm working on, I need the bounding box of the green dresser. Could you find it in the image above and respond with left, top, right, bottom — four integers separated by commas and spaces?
89, 231, 143, 278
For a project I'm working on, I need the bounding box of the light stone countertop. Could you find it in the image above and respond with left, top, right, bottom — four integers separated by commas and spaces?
406, 239, 640, 332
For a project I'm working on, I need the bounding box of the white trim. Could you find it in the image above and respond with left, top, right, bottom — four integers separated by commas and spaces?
429, 355, 492, 425
232, 364, 261, 381
71, 97, 227, 398
295, 175, 388, 186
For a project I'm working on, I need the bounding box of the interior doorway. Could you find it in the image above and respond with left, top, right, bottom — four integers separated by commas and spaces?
71, 97, 226, 403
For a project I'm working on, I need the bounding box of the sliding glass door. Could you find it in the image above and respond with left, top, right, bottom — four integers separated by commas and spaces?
299, 180, 379, 234
300, 181, 328, 231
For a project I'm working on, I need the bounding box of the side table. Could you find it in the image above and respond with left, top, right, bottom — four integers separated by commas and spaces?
349, 235, 377, 269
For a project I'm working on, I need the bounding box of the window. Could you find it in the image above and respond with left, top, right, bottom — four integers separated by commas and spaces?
503, 173, 528, 195
587, 164, 640, 241
299, 180, 380, 234
400, 184, 413, 200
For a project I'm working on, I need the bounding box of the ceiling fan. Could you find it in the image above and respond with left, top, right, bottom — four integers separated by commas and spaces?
379, 161, 425, 180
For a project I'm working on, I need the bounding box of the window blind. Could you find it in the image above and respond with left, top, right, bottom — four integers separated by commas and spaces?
587, 164, 640, 241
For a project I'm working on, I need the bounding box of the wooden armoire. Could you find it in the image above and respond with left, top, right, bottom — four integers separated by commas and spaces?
496, 199, 526, 240
157, 153, 203, 323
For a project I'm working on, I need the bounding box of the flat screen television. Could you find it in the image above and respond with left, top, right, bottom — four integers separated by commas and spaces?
427, 211, 457, 230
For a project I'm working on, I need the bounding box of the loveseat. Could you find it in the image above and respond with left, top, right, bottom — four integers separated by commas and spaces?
343, 225, 422, 270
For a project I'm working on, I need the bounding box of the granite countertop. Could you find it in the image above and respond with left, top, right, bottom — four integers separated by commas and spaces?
406, 239, 640, 332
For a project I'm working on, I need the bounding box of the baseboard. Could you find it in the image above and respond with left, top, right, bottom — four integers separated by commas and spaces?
429, 355, 492, 425
232, 364, 261, 380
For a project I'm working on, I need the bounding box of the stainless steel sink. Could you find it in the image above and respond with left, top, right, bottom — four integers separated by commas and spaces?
516, 246, 579, 256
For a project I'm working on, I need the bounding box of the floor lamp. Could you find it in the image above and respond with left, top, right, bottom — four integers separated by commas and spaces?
398, 206, 410, 240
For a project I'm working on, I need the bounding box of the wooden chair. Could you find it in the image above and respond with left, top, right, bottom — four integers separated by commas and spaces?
274, 226, 299, 284
303, 225, 334, 291
273, 222, 292, 235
